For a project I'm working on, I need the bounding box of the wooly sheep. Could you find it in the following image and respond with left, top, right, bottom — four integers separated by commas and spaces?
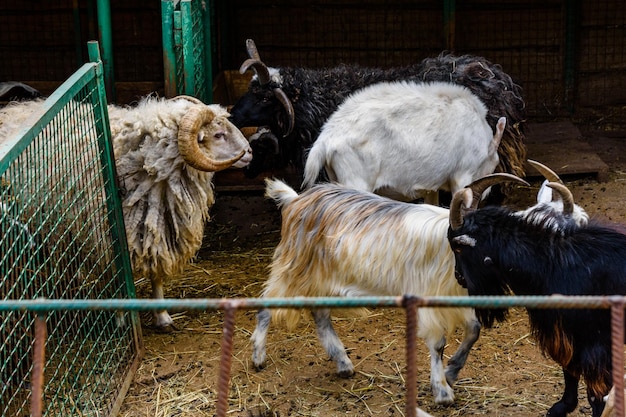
0, 95, 252, 331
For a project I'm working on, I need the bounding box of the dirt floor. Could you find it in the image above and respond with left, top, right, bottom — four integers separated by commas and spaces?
118, 125, 626, 417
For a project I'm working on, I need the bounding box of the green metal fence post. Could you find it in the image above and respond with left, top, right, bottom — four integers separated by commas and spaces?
203, 0, 214, 103
96, 0, 116, 102
180, 0, 197, 98
161, 0, 178, 98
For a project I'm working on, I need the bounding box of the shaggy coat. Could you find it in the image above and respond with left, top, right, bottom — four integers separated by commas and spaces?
1, 97, 252, 330
251, 178, 480, 405
448, 205, 626, 417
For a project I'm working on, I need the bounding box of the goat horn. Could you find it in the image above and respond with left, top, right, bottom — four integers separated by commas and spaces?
240, 59, 271, 86
246, 39, 261, 60
173, 95, 204, 105
178, 107, 245, 172
449, 188, 475, 231
240, 39, 294, 136
527, 159, 563, 184
274, 88, 295, 137
449, 173, 530, 230
545, 182, 575, 216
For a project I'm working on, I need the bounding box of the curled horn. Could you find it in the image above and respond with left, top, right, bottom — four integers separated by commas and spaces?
274, 88, 295, 137
246, 38, 261, 60
178, 107, 245, 172
173, 95, 204, 105
239, 39, 295, 137
450, 173, 530, 230
546, 182, 575, 216
527, 159, 563, 184
240, 59, 271, 85
240, 39, 271, 85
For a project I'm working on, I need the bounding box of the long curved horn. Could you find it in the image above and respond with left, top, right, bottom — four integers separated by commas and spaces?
449, 188, 475, 231
178, 107, 245, 172
274, 88, 295, 136
546, 182, 575, 216
173, 95, 204, 105
240, 39, 295, 136
240, 59, 271, 85
449, 173, 530, 230
527, 159, 563, 183
246, 39, 261, 60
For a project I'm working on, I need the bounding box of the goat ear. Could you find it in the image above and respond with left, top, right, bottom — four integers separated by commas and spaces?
491, 117, 506, 152
536, 179, 554, 203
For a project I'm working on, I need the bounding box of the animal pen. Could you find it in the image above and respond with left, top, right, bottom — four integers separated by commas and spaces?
0, 42, 142, 416
1, 1, 626, 417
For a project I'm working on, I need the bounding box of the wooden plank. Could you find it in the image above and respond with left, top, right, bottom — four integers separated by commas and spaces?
524, 121, 609, 181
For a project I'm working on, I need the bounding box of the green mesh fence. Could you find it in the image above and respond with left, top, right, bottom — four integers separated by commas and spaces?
0, 42, 141, 417
162, 0, 213, 102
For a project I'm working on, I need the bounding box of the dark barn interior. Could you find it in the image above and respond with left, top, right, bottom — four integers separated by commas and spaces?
1, 0, 625, 244
1, 0, 625, 124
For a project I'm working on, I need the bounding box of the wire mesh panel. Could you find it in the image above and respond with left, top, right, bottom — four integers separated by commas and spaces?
162, 0, 213, 102
0, 44, 141, 416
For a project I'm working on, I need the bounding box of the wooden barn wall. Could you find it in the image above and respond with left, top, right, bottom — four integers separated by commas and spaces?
0, 0, 624, 126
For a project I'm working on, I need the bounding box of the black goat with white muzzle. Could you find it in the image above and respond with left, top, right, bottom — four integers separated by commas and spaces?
447, 176, 626, 417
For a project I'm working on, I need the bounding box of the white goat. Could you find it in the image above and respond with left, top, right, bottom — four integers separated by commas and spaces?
1, 96, 253, 331
251, 178, 486, 405
302, 81, 505, 203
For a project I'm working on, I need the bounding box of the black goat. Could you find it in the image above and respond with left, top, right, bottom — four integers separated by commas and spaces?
229, 40, 526, 201
447, 179, 626, 417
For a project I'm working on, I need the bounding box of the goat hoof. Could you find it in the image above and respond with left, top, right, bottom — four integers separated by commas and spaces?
337, 368, 355, 378
433, 385, 455, 406
253, 362, 266, 372
152, 322, 179, 333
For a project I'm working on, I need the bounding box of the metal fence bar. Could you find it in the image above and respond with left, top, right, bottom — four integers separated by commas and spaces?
31, 315, 47, 417
2, 295, 624, 416
612, 299, 625, 417
404, 296, 418, 417
216, 306, 236, 417
1, 295, 624, 312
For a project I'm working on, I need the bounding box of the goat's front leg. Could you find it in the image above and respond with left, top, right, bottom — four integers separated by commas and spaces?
445, 316, 480, 385
312, 309, 354, 377
425, 334, 455, 405
546, 368, 580, 417
251, 308, 271, 370
585, 368, 612, 417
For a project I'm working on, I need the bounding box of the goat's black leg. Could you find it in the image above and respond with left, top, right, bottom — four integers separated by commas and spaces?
445, 317, 481, 385
546, 368, 580, 417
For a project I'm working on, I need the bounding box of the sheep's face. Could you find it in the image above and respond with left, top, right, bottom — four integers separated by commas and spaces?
199, 113, 253, 168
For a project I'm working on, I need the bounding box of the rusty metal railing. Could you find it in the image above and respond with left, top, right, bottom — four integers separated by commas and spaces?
1, 294, 624, 417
